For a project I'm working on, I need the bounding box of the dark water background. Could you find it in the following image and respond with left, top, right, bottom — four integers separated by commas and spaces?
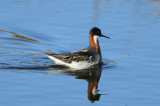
0, 0, 160, 106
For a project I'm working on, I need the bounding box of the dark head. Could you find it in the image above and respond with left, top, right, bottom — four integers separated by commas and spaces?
89, 27, 110, 50
89, 27, 110, 39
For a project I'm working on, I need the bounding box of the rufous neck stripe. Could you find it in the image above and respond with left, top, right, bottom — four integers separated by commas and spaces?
89, 33, 99, 50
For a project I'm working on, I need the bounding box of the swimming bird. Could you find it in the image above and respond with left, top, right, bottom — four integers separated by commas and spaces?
46, 27, 110, 69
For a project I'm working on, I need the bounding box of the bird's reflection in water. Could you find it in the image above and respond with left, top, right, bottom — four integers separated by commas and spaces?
68, 67, 102, 102
47, 65, 103, 103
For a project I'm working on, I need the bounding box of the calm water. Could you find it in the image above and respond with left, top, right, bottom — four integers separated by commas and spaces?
0, 0, 160, 106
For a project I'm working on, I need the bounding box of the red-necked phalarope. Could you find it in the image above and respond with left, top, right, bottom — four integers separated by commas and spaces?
46, 27, 110, 69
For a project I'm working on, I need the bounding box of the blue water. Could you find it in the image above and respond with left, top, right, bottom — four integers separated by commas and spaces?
0, 0, 160, 106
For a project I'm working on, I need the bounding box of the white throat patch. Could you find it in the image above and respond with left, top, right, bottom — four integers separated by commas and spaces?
93, 35, 99, 44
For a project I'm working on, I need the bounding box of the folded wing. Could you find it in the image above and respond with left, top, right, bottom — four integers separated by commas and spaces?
47, 49, 91, 63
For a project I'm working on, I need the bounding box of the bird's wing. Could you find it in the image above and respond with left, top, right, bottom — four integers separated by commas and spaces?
47, 49, 91, 63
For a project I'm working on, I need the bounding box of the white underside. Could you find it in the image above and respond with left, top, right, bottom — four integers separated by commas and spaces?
47, 56, 98, 70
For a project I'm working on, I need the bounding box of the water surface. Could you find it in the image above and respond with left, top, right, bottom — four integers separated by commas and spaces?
0, 0, 160, 106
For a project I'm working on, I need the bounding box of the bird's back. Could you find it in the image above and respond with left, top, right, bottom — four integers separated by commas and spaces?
46, 48, 101, 69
